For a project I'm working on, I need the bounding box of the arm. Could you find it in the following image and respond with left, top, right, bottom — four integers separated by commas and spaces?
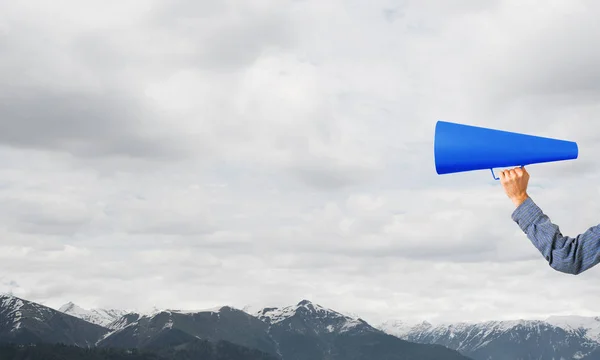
511, 197, 600, 275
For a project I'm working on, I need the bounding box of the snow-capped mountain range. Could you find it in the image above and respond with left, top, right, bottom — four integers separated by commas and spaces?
4, 292, 600, 360
545, 315, 600, 343
379, 315, 600, 344
58, 301, 166, 330
59, 299, 371, 337
378, 316, 600, 360
0, 294, 469, 360
56, 298, 600, 360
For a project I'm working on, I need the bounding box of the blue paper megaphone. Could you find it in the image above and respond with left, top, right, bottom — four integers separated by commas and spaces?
434, 121, 579, 180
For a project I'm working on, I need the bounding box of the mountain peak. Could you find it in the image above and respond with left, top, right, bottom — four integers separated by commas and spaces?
0, 293, 17, 300
0, 294, 26, 312
294, 300, 353, 319
255, 300, 374, 336
58, 302, 130, 328
0, 295, 109, 347
59, 301, 81, 313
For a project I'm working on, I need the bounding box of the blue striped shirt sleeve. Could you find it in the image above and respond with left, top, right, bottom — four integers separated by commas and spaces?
511, 197, 600, 274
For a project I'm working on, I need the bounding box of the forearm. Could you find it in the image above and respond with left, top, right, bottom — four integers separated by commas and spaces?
511, 197, 600, 274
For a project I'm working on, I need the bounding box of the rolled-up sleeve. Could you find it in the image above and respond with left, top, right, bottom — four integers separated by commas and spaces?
511, 197, 600, 275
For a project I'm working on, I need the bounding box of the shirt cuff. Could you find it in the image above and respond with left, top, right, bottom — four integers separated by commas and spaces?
511, 197, 543, 233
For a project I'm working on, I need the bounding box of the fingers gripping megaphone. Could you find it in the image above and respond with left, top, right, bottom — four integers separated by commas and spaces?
434, 121, 579, 180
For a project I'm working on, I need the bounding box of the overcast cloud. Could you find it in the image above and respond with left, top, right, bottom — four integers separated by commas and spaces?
1, 0, 600, 326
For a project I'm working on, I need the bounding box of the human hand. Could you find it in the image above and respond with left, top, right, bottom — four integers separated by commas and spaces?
500, 166, 530, 207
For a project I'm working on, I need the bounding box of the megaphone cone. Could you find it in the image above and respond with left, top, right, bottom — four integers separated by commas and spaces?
434, 121, 578, 179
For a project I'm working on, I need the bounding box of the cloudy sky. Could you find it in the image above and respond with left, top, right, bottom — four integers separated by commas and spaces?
2, 0, 600, 326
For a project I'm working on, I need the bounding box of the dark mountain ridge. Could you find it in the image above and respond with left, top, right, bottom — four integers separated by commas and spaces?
0, 294, 471, 360
0, 294, 109, 347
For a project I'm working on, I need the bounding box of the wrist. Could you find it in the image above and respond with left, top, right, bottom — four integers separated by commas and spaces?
511, 193, 529, 207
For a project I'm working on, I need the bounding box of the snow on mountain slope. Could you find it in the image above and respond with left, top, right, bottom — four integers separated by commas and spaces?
0, 294, 24, 311
256, 299, 374, 335
253, 300, 472, 360
545, 315, 600, 343
0, 294, 109, 346
0, 294, 28, 330
91, 305, 228, 337
101, 305, 239, 341
58, 302, 129, 328
379, 317, 600, 360
1, 293, 61, 330
380, 315, 600, 346
97, 305, 278, 355
256, 300, 351, 324
58, 302, 182, 330
379, 319, 427, 338
380, 318, 571, 341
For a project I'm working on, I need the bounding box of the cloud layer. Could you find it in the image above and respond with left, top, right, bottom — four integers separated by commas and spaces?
2, 0, 600, 326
